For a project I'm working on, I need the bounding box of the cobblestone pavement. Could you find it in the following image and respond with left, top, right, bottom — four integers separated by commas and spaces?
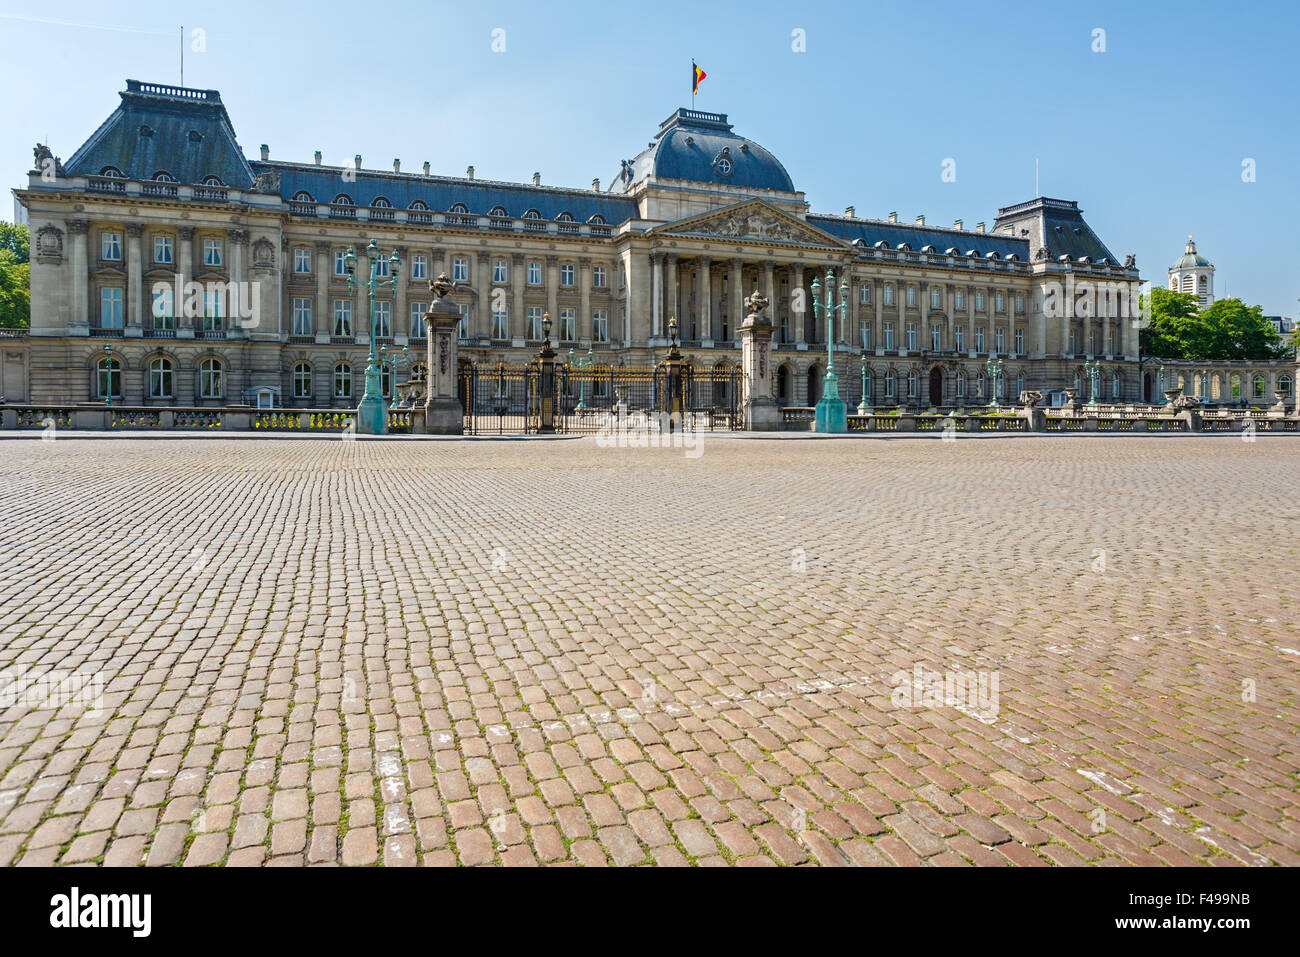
1, 434, 1297, 867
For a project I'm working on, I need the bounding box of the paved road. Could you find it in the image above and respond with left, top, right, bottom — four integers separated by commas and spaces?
1, 434, 1296, 866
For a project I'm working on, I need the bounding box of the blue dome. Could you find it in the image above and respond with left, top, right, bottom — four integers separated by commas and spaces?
610, 109, 795, 194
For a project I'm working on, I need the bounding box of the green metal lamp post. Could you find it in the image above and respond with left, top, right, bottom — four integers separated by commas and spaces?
1084, 359, 1101, 406
569, 346, 595, 411
393, 345, 410, 409
985, 357, 1004, 408
344, 240, 402, 434
857, 350, 871, 414
810, 270, 848, 433
104, 343, 114, 409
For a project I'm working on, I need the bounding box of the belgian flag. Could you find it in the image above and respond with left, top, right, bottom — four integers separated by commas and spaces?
692, 61, 706, 96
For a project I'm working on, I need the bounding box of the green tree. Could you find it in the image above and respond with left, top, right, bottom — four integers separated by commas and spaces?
1140, 287, 1200, 359
0, 224, 30, 328
1140, 287, 1284, 361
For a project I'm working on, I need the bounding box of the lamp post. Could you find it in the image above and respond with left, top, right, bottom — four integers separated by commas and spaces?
1084, 359, 1101, 406
344, 239, 402, 434
810, 270, 848, 433
104, 343, 114, 409
985, 357, 1004, 408
857, 350, 871, 414
569, 346, 595, 411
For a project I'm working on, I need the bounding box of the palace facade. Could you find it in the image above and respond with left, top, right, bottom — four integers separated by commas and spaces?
10, 79, 1292, 412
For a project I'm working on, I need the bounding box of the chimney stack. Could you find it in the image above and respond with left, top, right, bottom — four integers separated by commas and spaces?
975, 222, 985, 234
354, 155, 362, 170
592, 178, 600, 191
844, 205, 855, 218
260, 144, 269, 161
313, 150, 322, 165
423, 161, 430, 176
466, 165, 475, 179
887, 211, 898, 223
915, 214, 925, 226
393, 159, 400, 173
532, 172, 541, 186
953, 219, 963, 230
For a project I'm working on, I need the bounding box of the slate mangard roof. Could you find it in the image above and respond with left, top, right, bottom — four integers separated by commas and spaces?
810, 215, 1030, 259
993, 197, 1121, 263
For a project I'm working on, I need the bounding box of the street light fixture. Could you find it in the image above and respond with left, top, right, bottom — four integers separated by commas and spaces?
1084, 359, 1101, 407
810, 270, 848, 433
985, 357, 1004, 408
344, 240, 401, 433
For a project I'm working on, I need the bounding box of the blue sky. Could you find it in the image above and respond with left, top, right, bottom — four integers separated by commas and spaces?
3, 0, 1297, 315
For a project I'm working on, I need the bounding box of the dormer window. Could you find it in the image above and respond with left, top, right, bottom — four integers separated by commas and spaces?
293, 190, 314, 202
449, 203, 468, 214
154, 171, 175, 182
556, 212, 574, 222
332, 194, 353, 205
100, 167, 124, 178
372, 197, 392, 208
201, 175, 223, 186
523, 209, 541, 219
588, 214, 606, 225
409, 200, 429, 210
489, 205, 508, 217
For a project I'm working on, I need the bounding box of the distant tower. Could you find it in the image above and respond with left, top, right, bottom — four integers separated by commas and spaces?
1168, 235, 1214, 308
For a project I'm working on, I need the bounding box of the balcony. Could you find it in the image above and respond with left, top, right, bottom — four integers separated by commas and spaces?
288, 201, 317, 217
87, 176, 126, 194
329, 204, 357, 220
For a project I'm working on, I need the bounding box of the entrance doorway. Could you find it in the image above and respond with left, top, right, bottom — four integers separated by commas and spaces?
929, 368, 943, 407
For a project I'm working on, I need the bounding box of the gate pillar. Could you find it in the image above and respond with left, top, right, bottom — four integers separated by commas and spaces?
739, 292, 781, 431
537, 313, 557, 433
422, 273, 464, 435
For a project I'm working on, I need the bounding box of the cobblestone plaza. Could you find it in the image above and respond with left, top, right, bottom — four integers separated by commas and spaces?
1, 434, 1297, 867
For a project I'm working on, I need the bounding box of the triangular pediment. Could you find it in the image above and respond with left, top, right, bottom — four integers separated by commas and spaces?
651, 200, 851, 249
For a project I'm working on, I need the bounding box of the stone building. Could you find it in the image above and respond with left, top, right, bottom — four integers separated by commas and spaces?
15, 78, 1272, 412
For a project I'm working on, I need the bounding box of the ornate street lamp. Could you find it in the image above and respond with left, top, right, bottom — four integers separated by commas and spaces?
857, 350, 871, 414
810, 270, 848, 433
104, 342, 114, 409
1084, 359, 1101, 406
985, 357, 1004, 408
345, 240, 401, 434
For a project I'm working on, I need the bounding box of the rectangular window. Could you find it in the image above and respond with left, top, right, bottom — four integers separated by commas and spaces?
1069, 329, 1077, 355
592, 266, 607, 288
862, 322, 873, 349
202, 291, 223, 331
333, 300, 353, 337
293, 298, 312, 336
956, 374, 966, 398
154, 235, 173, 264
410, 303, 426, 337
457, 303, 469, 339
559, 307, 575, 341
294, 248, 311, 274
411, 255, 427, 280
527, 306, 543, 340
885, 373, 895, 398
859, 284, 871, 305
905, 323, 916, 351
592, 309, 608, 342
906, 287, 917, 308
151, 288, 174, 330
99, 287, 124, 328
374, 300, 391, 337
976, 326, 986, 352
150, 361, 173, 398
335, 251, 348, 276
1015, 293, 1024, 314
101, 232, 122, 261
527, 261, 542, 285
883, 322, 895, 351
995, 292, 1005, 313
1014, 328, 1024, 354
560, 264, 575, 287
955, 289, 965, 310
955, 326, 965, 352
453, 258, 469, 282
375, 256, 389, 279
995, 327, 1005, 353
930, 324, 941, 351
493, 260, 508, 284
975, 291, 986, 312
930, 288, 941, 310
492, 306, 509, 339
204, 239, 223, 267
883, 285, 894, 307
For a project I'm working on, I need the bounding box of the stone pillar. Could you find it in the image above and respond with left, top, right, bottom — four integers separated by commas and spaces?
698, 256, 712, 343
791, 263, 806, 346
313, 240, 329, 342
66, 219, 89, 333
843, 269, 856, 344
728, 258, 743, 342
873, 280, 884, 355
545, 255, 559, 337
126, 224, 144, 335
476, 251, 491, 339
740, 293, 780, 431
579, 257, 592, 343
511, 253, 525, 341
228, 228, 248, 337
394, 246, 410, 341
651, 252, 663, 338
966, 285, 976, 357
666, 254, 679, 330
762, 260, 776, 341
422, 275, 464, 434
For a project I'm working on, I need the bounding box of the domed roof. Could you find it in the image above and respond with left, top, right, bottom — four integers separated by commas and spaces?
609, 109, 795, 194
1173, 235, 1211, 269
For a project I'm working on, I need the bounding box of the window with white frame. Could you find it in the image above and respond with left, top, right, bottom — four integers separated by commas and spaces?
374, 256, 389, 279
152, 287, 174, 329
97, 355, 121, 398
1017, 373, 1025, 396
883, 322, 895, 350
101, 231, 121, 261
907, 371, 918, 398
906, 287, 917, 308
293, 362, 312, 398
527, 306, 543, 340
559, 307, 575, 341
955, 326, 965, 352
411, 255, 427, 280
1014, 328, 1024, 354
560, 264, 575, 287
592, 309, 608, 342
200, 358, 223, 398
592, 265, 607, 288
100, 287, 124, 328
1069, 328, 1077, 354
453, 257, 468, 282
410, 303, 426, 337
493, 260, 508, 284
1015, 294, 1024, 314
527, 261, 542, 285
457, 303, 469, 339
862, 322, 873, 349
203, 238, 222, 267
333, 363, 352, 398
995, 292, 1005, 313
333, 300, 353, 337
374, 300, 391, 337
154, 235, 173, 264
885, 370, 895, 398
905, 323, 916, 350
976, 326, 985, 352
956, 371, 966, 397
930, 288, 941, 310
1111, 373, 1120, 399
491, 306, 509, 339
930, 324, 941, 351
995, 327, 1005, 353
976, 373, 985, 398
955, 289, 965, 310
293, 298, 312, 336
148, 357, 173, 398
334, 251, 348, 276
859, 284, 870, 305
975, 291, 986, 311
202, 290, 223, 331
294, 248, 311, 274
883, 285, 894, 307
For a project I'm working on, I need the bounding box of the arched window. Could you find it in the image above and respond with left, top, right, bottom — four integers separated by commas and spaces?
153, 171, 175, 182
807, 365, 823, 405
96, 355, 121, 399
202, 175, 224, 187
372, 197, 392, 208
293, 362, 313, 399
293, 190, 314, 202
1110, 372, 1120, 399
409, 200, 429, 210
99, 166, 124, 178
489, 206, 508, 217
906, 370, 918, 398
588, 215, 606, 225
148, 357, 173, 398
1279, 374, 1293, 396
523, 209, 541, 220
332, 194, 353, 206
449, 203, 468, 214
557, 212, 575, 222
199, 358, 223, 398
334, 363, 353, 399
1253, 375, 1266, 399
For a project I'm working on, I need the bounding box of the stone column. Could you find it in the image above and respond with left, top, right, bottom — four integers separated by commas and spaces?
873, 279, 884, 355
511, 253, 525, 340
313, 240, 330, 342
422, 276, 464, 434
394, 245, 410, 341
843, 269, 856, 344
579, 257, 592, 343
66, 219, 90, 333
740, 293, 780, 431
651, 252, 663, 338
545, 255, 559, 334
228, 229, 248, 336
762, 260, 776, 340
666, 254, 679, 329
790, 263, 806, 346
728, 258, 743, 342
126, 224, 144, 335
966, 285, 976, 357
698, 256, 712, 343
476, 251, 491, 339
